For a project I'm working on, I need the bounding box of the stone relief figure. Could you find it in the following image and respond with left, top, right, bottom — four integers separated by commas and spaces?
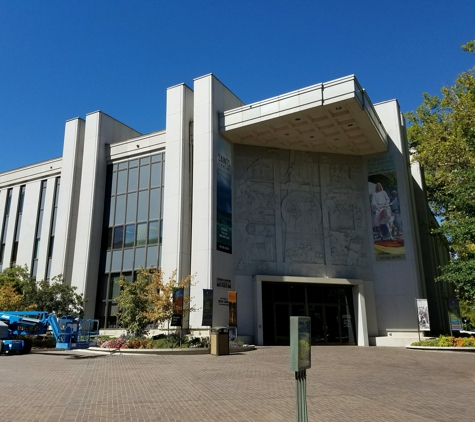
282, 191, 322, 233
236, 180, 275, 224
281, 191, 324, 264
247, 158, 274, 181
322, 163, 368, 268
285, 151, 318, 186
328, 231, 366, 266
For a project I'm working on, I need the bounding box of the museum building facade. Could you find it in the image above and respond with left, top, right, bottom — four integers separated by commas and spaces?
0, 74, 450, 346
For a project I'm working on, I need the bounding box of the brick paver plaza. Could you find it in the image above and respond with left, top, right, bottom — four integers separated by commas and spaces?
1, 346, 474, 421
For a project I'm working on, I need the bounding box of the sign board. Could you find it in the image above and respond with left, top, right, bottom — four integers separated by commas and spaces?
448, 298, 462, 331
171, 314, 182, 327
416, 299, 430, 331
290, 316, 311, 372
228, 291, 237, 326
202, 289, 213, 326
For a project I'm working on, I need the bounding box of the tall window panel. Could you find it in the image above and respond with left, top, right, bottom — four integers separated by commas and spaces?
11, 185, 26, 264
32, 180, 47, 278
0, 189, 13, 270
96, 152, 165, 328
45, 177, 60, 280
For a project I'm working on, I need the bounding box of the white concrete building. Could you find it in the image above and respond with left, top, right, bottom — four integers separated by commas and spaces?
0, 74, 450, 346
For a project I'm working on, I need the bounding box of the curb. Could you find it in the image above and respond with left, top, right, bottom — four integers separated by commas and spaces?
406, 346, 475, 352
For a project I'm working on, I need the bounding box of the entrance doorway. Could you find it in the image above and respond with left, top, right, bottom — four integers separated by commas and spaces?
262, 282, 356, 345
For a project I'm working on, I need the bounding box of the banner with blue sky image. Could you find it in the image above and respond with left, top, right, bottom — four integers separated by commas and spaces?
217, 137, 232, 254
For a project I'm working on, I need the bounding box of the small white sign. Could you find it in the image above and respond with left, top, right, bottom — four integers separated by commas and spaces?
416, 299, 430, 331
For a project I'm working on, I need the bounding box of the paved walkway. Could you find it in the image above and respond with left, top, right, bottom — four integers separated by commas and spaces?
1, 346, 474, 421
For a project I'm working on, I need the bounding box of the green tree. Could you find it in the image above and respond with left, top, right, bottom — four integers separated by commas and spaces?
0, 265, 85, 316
33, 276, 85, 317
405, 39, 475, 301
115, 272, 151, 337
144, 268, 197, 329
114, 268, 198, 338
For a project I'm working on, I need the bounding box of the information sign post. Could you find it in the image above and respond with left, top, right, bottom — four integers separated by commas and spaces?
290, 316, 311, 422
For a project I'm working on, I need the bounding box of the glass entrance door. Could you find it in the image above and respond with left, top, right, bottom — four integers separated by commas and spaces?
262, 282, 357, 346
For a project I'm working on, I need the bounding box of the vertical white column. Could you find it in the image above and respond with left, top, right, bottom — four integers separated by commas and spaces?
190, 74, 243, 329
50, 118, 85, 282
161, 84, 194, 283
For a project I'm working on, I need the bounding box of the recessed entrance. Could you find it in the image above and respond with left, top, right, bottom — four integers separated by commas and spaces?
262, 282, 356, 345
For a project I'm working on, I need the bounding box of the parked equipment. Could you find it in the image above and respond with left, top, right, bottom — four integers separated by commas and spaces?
0, 311, 98, 354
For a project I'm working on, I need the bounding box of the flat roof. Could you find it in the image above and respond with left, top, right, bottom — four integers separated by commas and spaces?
219, 75, 388, 155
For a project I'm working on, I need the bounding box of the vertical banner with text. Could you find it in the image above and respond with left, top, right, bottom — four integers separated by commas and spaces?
202, 289, 213, 326
217, 137, 232, 253
171, 287, 184, 327
228, 291, 237, 326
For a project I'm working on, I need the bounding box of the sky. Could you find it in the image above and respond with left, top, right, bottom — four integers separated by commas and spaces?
1, 1, 474, 173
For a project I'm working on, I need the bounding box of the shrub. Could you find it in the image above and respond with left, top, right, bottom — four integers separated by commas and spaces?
411, 335, 475, 347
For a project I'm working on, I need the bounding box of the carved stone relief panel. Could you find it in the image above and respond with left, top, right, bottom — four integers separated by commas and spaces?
233, 146, 372, 280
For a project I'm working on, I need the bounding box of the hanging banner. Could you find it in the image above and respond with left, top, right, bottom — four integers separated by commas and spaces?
217, 137, 232, 254
416, 299, 430, 331
202, 289, 213, 326
228, 291, 237, 326
171, 287, 184, 327
368, 156, 405, 261
448, 298, 462, 331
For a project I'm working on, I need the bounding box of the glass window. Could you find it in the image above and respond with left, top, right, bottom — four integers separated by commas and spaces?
117, 170, 127, 194
148, 220, 159, 245
97, 274, 108, 301
135, 247, 146, 269
128, 167, 138, 192
146, 246, 158, 268
136, 222, 147, 246
151, 153, 161, 163
118, 162, 127, 170
137, 191, 148, 221
36, 211, 43, 237
124, 224, 135, 248
108, 197, 116, 226
111, 170, 117, 196
106, 227, 113, 250
139, 165, 150, 190
140, 157, 149, 166
111, 250, 122, 272
151, 162, 162, 187
113, 226, 123, 249
109, 274, 122, 300
149, 188, 160, 220
115, 195, 126, 225
104, 251, 111, 272
129, 159, 138, 168
123, 248, 134, 270
126, 192, 137, 223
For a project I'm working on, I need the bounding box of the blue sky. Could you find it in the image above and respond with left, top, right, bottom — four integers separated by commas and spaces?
1, 1, 474, 172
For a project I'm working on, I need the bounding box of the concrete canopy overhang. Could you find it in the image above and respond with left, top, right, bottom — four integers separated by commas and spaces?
219, 75, 389, 155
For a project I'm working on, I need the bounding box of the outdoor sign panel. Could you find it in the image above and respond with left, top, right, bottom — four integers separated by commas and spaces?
202, 289, 213, 326
290, 316, 311, 372
216, 136, 232, 254
448, 298, 462, 331
367, 156, 405, 261
416, 299, 430, 331
228, 291, 237, 326
171, 287, 184, 327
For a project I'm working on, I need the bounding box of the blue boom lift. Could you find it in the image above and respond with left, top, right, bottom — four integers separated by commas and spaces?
0, 311, 99, 354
